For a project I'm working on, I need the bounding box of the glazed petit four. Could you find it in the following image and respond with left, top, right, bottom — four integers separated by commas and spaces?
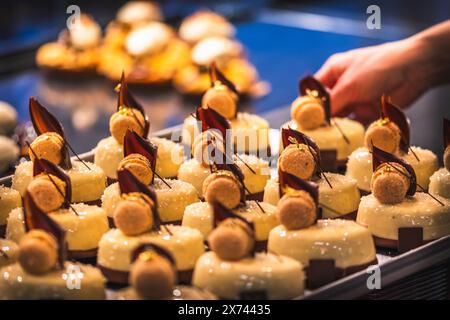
347, 96, 438, 192
174, 12, 266, 96
7, 158, 109, 259
183, 158, 277, 249
94, 75, 184, 180
192, 200, 304, 299
0, 186, 21, 237
98, 169, 204, 284
0, 101, 18, 135
429, 119, 450, 199
102, 131, 198, 225
0, 239, 19, 268
182, 75, 270, 156
112, 243, 216, 300
179, 105, 270, 197
12, 98, 106, 204
268, 172, 376, 289
357, 146, 450, 252
264, 129, 360, 219
0, 194, 106, 299
0, 136, 19, 174
281, 76, 364, 170
36, 14, 101, 73
99, 2, 188, 84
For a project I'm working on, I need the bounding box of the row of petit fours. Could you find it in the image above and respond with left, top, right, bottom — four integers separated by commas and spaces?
0, 69, 449, 299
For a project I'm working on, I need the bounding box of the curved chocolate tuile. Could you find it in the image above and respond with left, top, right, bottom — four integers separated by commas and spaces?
33, 157, 72, 207
23, 192, 67, 268
196, 105, 230, 139
282, 127, 321, 163
131, 243, 176, 267
212, 200, 256, 256
117, 168, 160, 229
124, 130, 158, 183
278, 169, 319, 209
380, 95, 411, 154
29, 97, 72, 169
209, 62, 239, 96
372, 144, 417, 196
117, 72, 150, 137
443, 118, 450, 149
299, 75, 331, 124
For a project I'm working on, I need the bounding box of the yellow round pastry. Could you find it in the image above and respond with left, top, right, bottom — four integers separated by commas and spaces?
97, 226, 204, 282
263, 173, 361, 218
202, 172, 242, 209
182, 201, 277, 241
118, 154, 153, 185
277, 192, 316, 230
371, 162, 410, 204
364, 120, 401, 153
357, 193, 450, 241
0, 262, 105, 300
429, 168, 450, 199
281, 117, 364, 163
18, 230, 58, 275
201, 83, 237, 119
346, 146, 439, 192
179, 11, 235, 44
109, 107, 146, 145
0, 186, 21, 232
290, 96, 325, 130
29, 132, 65, 165
12, 160, 106, 203
113, 196, 154, 236
27, 174, 66, 213
268, 219, 376, 269
278, 144, 316, 180
94, 136, 124, 179
192, 251, 304, 299
6, 204, 109, 256
102, 179, 199, 223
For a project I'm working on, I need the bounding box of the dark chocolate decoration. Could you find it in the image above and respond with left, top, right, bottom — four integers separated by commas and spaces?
131, 243, 176, 267
398, 227, 423, 253
33, 157, 72, 207
117, 169, 160, 229
299, 75, 331, 124
23, 192, 67, 268
123, 130, 158, 184
209, 62, 239, 96
443, 118, 450, 149
29, 97, 72, 169
381, 96, 410, 153
212, 200, 256, 256
117, 72, 150, 137
196, 106, 230, 139
372, 145, 417, 196
278, 170, 319, 208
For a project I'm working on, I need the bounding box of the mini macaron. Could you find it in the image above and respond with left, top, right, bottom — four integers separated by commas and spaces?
113, 194, 154, 236
29, 132, 65, 165
277, 191, 316, 230
208, 218, 254, 261
291, 96, 325, 130
278, 144, 317, 180
365, 119, 401, 153
118, 154, 153, 185
18, 229, 58, 275
191, 131, 226, 167
201, 82, 237, 119
109, 108, 146, 145
371, 162, 410, 204
202, 171, 242, 209
27, 174, 66, 213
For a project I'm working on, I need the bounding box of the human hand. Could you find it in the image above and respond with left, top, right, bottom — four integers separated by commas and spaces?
315, 38, 436, 124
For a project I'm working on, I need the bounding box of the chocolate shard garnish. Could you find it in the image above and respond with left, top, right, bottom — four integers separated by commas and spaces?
124, 130, 158, 184
29, 98, 72, 170
381, 95, 411, 154
131, 243, 176, 267
209, 61, 239, 96
196, 106, 230, 139
117, 72, 150, 138
372, 144, 417, 196
212, 200, 256, 256
398, 227, 423, 253
33, 157, 72, 207
299, 75, 331, 124
443, 118, 450, 149
278, 170, 320, 215
23, 192, 67, 268
117, 169, 160, 229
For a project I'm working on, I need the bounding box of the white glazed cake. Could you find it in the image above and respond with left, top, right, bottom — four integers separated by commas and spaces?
0, 262, 106, 300
6, 204, 109, 257
263, 173, 361, 218
268, 219, 376, 269
102, 179, 199, 223
12, 160, 107, 203
192, 251, 304, 299
429, 168, 450, 199
357, 192, 450, 241
182, 200, 277, 241
346, 146, 439, 192
0, 186, 21, 234
281, 117, 364, 162
0, 239, 19, 268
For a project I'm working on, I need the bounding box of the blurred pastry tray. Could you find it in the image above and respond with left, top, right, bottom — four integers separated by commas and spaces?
1, 125, 449, 300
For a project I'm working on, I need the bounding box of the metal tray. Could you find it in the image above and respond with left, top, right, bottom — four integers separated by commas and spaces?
1, 124, 449, 300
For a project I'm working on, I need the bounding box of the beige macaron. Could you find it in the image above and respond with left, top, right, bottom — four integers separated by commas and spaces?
371, 162, 410, 204
110, 107, 146, 145
113, 194, 154, 236
278, 144, 317, 180
203, 171, 242, 209
365, 119, 401, 153
290, 95, 325, 130
29, 132, 65, 165
18, 230, 58, 275
27, 174, 66, 213
277, 191, 316, 230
